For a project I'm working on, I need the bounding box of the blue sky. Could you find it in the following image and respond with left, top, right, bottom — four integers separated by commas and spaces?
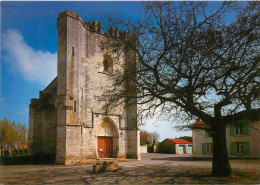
1, 1, 193, 141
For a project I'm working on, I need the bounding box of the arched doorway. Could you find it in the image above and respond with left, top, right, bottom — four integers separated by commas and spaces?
97, 117, 118, 158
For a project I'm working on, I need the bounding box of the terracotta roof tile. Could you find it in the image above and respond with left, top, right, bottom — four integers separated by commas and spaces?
194, 120, 205, 125
167, 138, 192, 144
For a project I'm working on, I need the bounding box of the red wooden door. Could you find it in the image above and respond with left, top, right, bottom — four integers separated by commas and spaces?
98, 137, 113, 158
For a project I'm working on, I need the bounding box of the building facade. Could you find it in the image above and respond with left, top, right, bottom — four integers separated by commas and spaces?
193, 120, 260, 158
158, 139, 193, 154
28, 10, 140, 165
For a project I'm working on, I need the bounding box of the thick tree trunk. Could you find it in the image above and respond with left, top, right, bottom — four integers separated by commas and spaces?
212, 123, 232, 176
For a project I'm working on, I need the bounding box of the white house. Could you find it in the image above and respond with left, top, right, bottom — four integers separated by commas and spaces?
192, 120, 260, 158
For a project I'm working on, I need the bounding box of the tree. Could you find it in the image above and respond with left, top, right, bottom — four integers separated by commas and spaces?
0, 119, 28, 156
102, 1, 260, 176
140, 130, 160, 146
140, 130, 149, 145
148, 131, 160, 146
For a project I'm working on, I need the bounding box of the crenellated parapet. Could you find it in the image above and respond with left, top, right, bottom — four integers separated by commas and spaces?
57, 9, 137, 43
57, 10, 102, 34
86, 19, 102, 33
107, 27, 138, 44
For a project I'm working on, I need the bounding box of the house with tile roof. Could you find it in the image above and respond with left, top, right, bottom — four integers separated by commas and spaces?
192, 120, 260, 158
157, 138, 193, 154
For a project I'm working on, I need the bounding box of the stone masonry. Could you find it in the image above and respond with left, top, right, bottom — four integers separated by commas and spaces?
28, 10, 140, 165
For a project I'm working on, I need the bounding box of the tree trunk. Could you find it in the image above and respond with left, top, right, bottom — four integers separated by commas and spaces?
212, 123, 232, 176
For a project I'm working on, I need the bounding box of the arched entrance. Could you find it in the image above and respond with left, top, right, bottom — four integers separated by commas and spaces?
97, 117, 118, 158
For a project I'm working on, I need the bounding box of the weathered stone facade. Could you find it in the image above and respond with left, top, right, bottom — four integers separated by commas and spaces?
29, 10, 140, 165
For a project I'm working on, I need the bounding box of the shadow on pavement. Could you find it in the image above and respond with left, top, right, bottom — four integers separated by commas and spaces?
150, 157, 193, 161
81, 168, 216, 184
150, 157, 212, 161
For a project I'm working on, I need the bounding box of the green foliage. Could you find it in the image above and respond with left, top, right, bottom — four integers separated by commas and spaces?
147, 144, 154, 153
0, 118, 28, 158
1, 155, 32, 165
0, 148, 31, 165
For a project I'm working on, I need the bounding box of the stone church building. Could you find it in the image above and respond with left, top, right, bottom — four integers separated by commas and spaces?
28, 10, 140, 165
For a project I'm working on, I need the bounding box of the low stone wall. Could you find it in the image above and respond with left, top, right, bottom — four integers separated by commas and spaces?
140, 145, 147, 153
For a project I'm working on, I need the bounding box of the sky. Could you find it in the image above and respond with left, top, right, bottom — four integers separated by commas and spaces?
0, 1, 193, 142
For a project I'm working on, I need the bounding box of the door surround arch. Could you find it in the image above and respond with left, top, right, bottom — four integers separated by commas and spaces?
97, 117, 118, 158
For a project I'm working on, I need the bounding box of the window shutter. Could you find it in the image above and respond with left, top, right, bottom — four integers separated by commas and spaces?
230, 124, 235, 136
230, 142, 236, 155
202, 143, 206, 154
243, 123, 249, 135
244, 142, 250, 155
205, 130, 209, 137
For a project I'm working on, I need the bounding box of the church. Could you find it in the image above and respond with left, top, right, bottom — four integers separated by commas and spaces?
28, 10, 140, 165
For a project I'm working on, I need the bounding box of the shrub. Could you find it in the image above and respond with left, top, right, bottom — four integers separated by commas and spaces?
147, 144, 154, 153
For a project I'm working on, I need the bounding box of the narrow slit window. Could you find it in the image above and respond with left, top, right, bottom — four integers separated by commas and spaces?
74, 101, 77, 112
103, 54, 113, 73
72, 47, 74, 56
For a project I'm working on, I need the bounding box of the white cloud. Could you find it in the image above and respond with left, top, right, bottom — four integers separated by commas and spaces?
2, 29, 57, 85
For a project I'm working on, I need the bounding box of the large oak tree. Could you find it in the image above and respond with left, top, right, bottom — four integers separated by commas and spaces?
102, 1, 260, 176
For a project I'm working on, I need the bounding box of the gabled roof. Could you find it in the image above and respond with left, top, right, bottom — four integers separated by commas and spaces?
167, 138, 192, 144
194, 120, 205, 125
191, 119, 206, 129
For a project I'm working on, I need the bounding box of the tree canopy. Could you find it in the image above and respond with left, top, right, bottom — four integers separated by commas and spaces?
102, 1, 260, 176
103, 1, 259, 126
140, 130, 160, 146
0, 118, 27, 150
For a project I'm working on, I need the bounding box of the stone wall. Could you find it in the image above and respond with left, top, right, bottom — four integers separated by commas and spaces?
29, 78, 57, 158
29, 10, 140, 165
55, 10, 140, 164
140, 145, 147, 153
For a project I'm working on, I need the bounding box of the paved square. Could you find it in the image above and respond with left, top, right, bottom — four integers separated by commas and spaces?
1, 154, 259, 184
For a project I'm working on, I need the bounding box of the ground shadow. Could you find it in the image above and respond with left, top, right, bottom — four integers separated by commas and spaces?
168, 171, 213, 184
150, 157, 212, 161
81, 168, 218, 184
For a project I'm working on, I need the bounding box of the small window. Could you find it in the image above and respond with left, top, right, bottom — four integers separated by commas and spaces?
103, 54, 113, 73
235, 124, 243, 135
74, 101, 77, 112
72, 47, 74, 56
206, 143, 213, 154
236, 142, 244, 154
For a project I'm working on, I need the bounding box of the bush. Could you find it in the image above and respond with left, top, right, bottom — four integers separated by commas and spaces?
11, 150, 16, 156
19, 149, 24, 156
24, 149, 28, 155
0, 155, 32, 165
0, 148, 56, 165
147, 144, 154, 153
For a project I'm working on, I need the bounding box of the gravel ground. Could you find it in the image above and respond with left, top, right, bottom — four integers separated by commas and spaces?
0, 153, 259, 184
